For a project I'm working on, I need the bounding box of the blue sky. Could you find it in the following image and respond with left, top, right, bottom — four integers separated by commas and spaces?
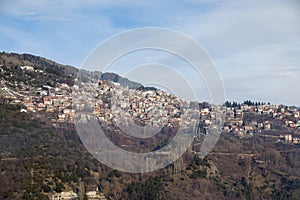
1, 0, 300, 105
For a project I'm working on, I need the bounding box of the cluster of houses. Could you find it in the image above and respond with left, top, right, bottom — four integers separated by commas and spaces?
92, 80, 201, 129
6, 82, 75, 122
72, 79, 227, 140
224, 104, 300, 144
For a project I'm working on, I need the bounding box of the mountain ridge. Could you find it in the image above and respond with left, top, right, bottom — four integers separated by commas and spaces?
0, 51, 157, 91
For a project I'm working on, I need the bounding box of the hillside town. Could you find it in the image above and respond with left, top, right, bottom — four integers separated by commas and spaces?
75, 79, 202, 130
1, 64, 300, 146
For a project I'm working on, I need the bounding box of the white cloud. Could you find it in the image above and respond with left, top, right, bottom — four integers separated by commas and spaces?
0, 0, 143, 18
167, 0, 300, 105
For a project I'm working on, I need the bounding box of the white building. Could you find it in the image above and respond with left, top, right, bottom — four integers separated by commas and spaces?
52, 191, 79, 200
